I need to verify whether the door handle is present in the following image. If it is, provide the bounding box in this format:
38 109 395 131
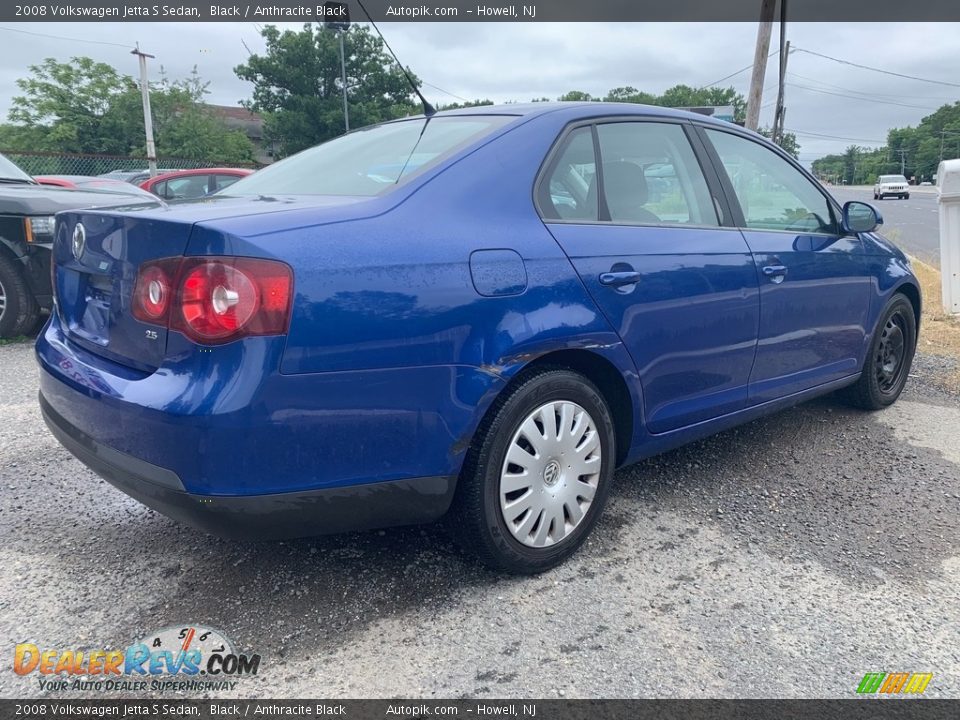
599 271 642 287
762 265 788 284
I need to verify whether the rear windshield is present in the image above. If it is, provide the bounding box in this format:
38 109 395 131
223 116 513 197
880 175 907 183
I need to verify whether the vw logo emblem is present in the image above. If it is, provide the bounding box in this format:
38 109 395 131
71 223 86 261
542 460 561 487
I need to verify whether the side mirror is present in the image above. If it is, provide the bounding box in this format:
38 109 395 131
841 201 882 234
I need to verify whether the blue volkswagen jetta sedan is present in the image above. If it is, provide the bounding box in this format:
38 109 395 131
37 103 920 573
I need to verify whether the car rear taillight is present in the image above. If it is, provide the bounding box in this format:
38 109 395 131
133 257 293 345
133 260 178 322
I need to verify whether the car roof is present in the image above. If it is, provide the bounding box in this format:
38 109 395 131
419 101 740 128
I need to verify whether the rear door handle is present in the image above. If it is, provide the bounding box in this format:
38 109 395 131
762 265 788 283
599 271 642 287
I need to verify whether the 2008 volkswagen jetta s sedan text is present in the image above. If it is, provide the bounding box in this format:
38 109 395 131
37 103 920 574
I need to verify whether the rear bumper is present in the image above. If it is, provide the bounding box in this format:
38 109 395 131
40 392 455 540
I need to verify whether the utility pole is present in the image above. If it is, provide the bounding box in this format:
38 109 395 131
131 45 157 178
323 4 352 134
772 34 790 145
338 30 349 132
745 0 776 131
897 149 907 175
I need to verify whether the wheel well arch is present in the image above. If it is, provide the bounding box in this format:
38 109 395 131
510 348 635 467
894 281 922 335
0 235 23 263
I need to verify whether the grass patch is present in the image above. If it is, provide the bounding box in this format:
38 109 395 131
0 335 31 346
911 257 960 392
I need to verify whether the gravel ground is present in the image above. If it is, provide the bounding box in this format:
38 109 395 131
1 338 958 699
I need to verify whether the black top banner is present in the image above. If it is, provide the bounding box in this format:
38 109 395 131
3 0 960 22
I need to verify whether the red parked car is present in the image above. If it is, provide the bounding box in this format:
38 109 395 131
139 167 254 200
34 175 156 199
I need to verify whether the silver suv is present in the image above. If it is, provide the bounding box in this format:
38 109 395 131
874 174 910 200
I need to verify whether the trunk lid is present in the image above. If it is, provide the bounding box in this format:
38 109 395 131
52 195 382 371
53 210 195 372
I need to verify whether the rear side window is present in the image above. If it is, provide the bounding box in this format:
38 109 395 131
222 116 513 197
596 122 718 226
705 129 836 234
538 121 718 227
539 127 598 221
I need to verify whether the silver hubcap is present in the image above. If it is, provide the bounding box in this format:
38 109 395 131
499 401 602 548
0 277 6 318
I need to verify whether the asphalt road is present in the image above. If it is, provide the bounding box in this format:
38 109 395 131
828 186 942 266
1 339 958 699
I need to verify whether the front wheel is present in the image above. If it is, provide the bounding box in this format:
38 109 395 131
904 194 910 200
450 367 616 574
0 253 40 339
841 294 917 410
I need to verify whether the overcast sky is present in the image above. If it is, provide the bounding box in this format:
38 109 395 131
0 21 958 165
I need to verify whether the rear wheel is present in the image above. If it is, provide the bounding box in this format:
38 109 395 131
904 193 910 200
0 253 40 339
841 294 916 410
450 367 616 574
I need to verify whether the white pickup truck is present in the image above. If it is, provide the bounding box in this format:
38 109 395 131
873 174 910 200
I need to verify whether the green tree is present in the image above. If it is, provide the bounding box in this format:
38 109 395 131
812 101 960 184
109 68 255 163
758 127 800 159
438 99 495 110
603 86 658 105
8 56 140 154
235 23 419 157
657 85 746 122
5 57 255 163
558 90 595 102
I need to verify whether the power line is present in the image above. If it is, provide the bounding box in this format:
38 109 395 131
785 127 887 144
793 47 960 89
787 82 941 111
786 70 958 103
702 50 780 89
0 25 133 49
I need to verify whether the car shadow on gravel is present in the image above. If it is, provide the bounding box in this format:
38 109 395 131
612 387 960 588
19 382 960 663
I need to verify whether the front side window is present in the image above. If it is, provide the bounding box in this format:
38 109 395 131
222 116 512 198
705 129 836 234
164 175 211 200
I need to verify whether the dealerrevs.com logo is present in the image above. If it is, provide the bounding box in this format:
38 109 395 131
13 625 261 693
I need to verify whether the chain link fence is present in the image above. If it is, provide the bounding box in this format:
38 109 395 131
3 150 258 178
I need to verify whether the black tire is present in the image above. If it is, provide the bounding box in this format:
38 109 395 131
904 194 910 200
841 294 917 410
450 366 616 574
873 192 878 200
0 252 40 340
